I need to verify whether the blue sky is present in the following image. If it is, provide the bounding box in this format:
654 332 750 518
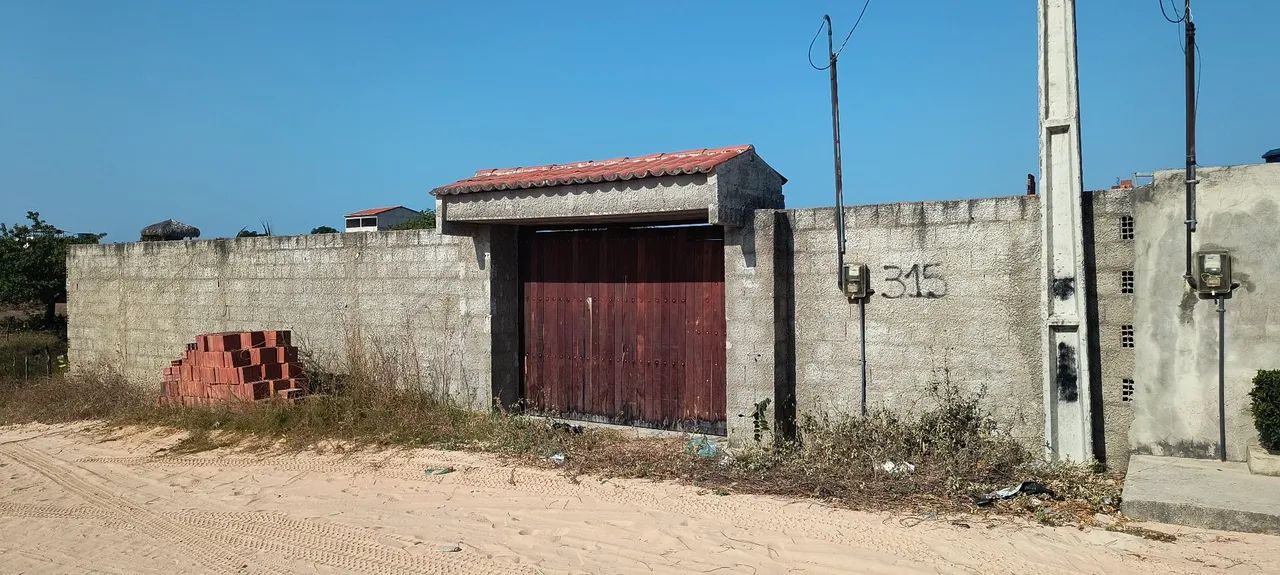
1 1 1276 241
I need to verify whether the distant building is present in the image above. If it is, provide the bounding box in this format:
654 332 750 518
344 206 419 232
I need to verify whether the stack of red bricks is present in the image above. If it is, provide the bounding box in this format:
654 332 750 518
161 330 308 407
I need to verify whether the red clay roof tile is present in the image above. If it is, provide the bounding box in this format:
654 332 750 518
431 145 754 196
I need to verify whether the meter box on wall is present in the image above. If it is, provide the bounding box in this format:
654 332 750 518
842 263 869 300
1195 250 1234 299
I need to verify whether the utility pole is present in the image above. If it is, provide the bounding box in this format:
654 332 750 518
825 14 847 290
1037 0 1094 462
817 12 869 416
1184 0 1198 286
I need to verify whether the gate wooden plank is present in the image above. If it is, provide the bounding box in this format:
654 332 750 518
686 233 706 420
623 233 638 421
711 249 726 422
665 229 681 426
636 233 651 423
522 240 537 407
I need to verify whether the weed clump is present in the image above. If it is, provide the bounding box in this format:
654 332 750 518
0 367 146 423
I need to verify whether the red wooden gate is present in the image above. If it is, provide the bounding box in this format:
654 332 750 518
520 226 726 434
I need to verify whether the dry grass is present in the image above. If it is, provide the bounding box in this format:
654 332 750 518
0 368 146 423
0 333 1130 531
0 331 65 378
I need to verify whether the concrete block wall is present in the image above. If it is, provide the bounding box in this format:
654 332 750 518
712 150 786 226
67 228 502 409
1083 188 1137 470
1131 164 1280 461
727 196 1046 447
723 211 787 443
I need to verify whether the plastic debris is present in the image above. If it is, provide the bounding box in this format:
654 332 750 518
686 437 720 458
548 453 567 465
424 467 455 476
879 460 916 474
435 544 462 553
551 422 584 434
972 481 1056 506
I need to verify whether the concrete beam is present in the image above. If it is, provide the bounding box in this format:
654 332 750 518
1038 0 1094 461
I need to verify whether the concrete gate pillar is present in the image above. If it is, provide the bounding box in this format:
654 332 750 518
1037 0 1094 461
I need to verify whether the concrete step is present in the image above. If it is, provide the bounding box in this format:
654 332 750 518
1122 454 1280 535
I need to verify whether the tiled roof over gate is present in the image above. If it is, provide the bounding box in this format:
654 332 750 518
431 145 754 196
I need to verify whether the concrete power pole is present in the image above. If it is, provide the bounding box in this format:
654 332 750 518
1037 0 1093 461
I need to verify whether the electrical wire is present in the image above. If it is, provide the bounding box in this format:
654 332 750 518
807 19 831 70
1161 1 1202 116
1160 0 1186 24
1195 41 1202 116
807 0 872 71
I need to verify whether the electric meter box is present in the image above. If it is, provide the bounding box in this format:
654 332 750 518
842 263 870 300
1195 249 1233 299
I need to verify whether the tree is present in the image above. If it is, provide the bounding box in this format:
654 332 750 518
236 221 272 238
310 225 339 234
0 212 104 328
389 209 437 231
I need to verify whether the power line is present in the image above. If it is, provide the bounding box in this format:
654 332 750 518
833 0 872 59
806 0 872 71
1195 41 1202 116
807 19 831 70
1158 2 1202 116
1160 0 1186 24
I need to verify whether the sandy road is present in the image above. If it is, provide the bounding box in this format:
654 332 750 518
0 423 1276 574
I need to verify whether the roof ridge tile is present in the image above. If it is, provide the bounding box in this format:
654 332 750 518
434 145 752 196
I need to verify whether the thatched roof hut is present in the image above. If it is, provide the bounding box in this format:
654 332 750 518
140 219 200 241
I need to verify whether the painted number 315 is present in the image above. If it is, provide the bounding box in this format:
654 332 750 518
881 264 947 299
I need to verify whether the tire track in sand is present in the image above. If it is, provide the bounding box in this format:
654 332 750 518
79 452 1037 574
1 444 272 575
8 445 529 575
0 502 527 574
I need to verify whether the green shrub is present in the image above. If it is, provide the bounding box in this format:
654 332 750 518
1250 370 1280 452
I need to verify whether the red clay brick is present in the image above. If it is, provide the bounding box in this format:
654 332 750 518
214 365 263 385
276 388 304 401
207 385 231 401
202 332 248 352
248 347 279 364
260 362 305 380
255 381 272 400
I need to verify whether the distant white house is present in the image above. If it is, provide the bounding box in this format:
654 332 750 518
343 206 420 232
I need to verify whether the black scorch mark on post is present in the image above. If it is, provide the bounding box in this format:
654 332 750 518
1055 342 1078 402
1052 277 1075 300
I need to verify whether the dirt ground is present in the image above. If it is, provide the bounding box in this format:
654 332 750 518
1 423 1277 574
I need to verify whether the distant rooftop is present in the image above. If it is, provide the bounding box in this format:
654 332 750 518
345 206 407 217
